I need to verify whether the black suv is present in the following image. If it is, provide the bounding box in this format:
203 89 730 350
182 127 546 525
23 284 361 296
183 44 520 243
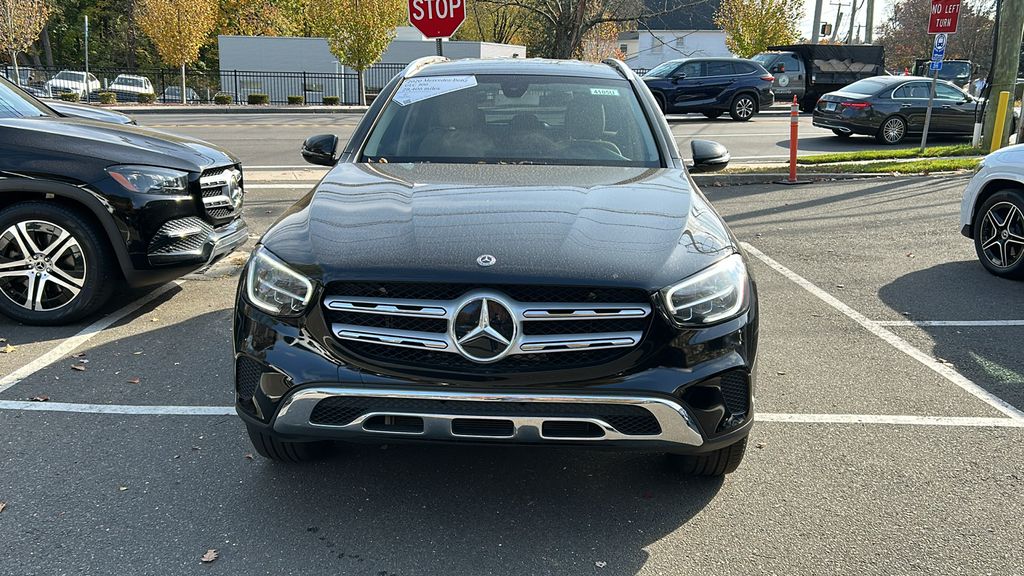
0 77 247 325
642 57 775 121
234 58 758 476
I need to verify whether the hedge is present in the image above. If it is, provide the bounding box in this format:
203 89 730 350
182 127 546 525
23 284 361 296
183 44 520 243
287 95 304 105
137 92 156 104
59 92 81 102
247 93 269 105
322 96 340 106
97 92 117 104
214 93 233 105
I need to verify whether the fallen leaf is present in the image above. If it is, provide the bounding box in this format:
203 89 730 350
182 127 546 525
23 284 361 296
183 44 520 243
71 364 86 371
595 561 607 568
29 395 49 402
71 352 85 358
836 284 845 289
244 453 254 460
776 371 786 376
756 442 766 449
150 318 160 323
132 351 143 355
127 377 140 384
0 501 6 513
0 343 16 354
118 486 128 492
201 549 219 563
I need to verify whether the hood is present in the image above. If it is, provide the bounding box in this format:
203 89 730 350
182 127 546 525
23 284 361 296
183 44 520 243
46 100 134 124
262 163 737 292
0 116 237 172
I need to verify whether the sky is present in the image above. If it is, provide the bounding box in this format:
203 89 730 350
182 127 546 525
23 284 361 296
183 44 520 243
799 0 896 40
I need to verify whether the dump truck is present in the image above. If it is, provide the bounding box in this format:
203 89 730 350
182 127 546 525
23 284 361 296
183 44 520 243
753 44 886 112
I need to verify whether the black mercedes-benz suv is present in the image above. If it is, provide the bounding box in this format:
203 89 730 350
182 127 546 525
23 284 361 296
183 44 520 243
234 58 758 476
0 76 247 325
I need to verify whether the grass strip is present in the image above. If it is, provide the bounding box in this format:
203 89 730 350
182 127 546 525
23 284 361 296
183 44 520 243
797 144 982 165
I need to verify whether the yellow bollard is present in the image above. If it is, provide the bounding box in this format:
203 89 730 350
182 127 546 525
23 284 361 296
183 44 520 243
990 90 1011 153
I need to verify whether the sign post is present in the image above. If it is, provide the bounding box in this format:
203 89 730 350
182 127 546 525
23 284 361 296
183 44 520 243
920 0 960 150
408 0 467 57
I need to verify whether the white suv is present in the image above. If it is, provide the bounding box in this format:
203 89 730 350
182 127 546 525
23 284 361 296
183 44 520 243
960 144 1024 278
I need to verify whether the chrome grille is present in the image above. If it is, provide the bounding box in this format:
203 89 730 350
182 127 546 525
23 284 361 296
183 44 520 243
323 284 652 372
200 166 244 221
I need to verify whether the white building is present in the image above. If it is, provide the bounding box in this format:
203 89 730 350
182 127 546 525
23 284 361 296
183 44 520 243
618 30 731 71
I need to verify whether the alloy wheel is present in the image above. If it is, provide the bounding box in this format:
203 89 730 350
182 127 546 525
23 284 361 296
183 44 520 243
735 97 755 119
979 202 1024 268
882 118 905 143
0 220 87 311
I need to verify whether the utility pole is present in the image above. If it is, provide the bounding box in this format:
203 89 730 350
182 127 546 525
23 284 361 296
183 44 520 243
848 0 860 44
982 0 1024 149
865 0 875 42
811 0 825 43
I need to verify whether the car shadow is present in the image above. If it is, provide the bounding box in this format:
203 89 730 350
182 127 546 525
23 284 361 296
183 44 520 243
239 442 724 575
777 134 972 152
878 260 1024 411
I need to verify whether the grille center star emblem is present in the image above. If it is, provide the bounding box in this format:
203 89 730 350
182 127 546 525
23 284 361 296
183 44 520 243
451 295 517 363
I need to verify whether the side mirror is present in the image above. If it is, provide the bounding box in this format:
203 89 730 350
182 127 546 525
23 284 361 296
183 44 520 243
671 73 686 83
689 140 730 173
301 134 339 166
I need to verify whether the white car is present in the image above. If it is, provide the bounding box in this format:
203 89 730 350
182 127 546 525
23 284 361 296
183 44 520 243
45 70 100 97
960 144 1024 278
107 74 153 99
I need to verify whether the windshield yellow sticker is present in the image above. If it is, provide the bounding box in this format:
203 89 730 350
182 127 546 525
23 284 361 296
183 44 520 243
589 88 620 96
393 76 478 106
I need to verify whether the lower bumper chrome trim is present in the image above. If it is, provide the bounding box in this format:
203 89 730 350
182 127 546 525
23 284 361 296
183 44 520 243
273 387 705 448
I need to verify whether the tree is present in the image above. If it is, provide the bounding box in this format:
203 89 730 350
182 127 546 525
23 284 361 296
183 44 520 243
455 1 528 45
0 0 50 85
220 0 295 37
478 0 706 59
713 0 802 58
307 0 405 105
578 21 627 61
135 0 218 102
877 0 995 75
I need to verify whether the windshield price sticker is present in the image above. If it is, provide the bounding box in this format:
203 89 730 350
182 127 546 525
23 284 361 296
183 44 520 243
393 76 478 106
590 88 620 96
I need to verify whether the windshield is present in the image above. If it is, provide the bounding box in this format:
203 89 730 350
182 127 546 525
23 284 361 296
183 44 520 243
362 74 661 168
0 76 51 118
643 61 680 78
55 71 85 82
751 54 774 66
841 78 888 96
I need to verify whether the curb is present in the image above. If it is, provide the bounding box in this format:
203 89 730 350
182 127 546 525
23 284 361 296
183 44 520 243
110 105 370 115
691 171 972 187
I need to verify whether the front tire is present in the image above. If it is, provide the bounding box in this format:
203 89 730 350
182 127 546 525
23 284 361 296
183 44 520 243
876 116 907 144
0 202 117 325
729 94 757 121
667 437 748 476
246 425 328 463
972 188 1024 278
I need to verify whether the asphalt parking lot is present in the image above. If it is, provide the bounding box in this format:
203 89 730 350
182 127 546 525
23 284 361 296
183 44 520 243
1 116 1022 575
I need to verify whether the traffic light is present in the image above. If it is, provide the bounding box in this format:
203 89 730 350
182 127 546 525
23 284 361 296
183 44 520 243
820 23 833 37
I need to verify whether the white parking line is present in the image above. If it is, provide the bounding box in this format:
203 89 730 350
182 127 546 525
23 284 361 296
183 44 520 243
0 281 184 394
247 165 314 170
741 242 1024 422
247 183 318 189
2 400 1022 428
875 320 1024 327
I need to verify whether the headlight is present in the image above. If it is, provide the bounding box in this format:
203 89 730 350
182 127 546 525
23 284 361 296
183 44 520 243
107 165 188 194
245 246 314 316
659 254 749 326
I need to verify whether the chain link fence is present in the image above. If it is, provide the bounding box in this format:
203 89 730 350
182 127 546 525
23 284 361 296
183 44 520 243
1 64 407 105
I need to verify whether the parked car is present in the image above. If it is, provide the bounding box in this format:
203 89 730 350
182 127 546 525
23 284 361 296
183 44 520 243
0 75 247 325
960 144 1024 278
161 85 201 104
44 70 101 97
754 44 886 112
234 57 757 477
45 99 136 125
913 59 972 88
813 76 1018 144
642 57 774 121
104 74 154 102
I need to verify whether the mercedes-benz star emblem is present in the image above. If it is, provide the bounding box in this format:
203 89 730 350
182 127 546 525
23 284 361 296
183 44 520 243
451 295 517 363
476 254 496 267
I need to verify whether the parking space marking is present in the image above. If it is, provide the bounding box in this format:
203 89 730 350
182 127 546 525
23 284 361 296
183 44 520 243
759 413 1024 427
875 320 1024 327
741 242 1024 422
0 281 184 394
3 400 1023 429
247 183 318 189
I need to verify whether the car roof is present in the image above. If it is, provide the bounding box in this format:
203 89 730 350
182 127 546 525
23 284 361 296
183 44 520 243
414 58 625 79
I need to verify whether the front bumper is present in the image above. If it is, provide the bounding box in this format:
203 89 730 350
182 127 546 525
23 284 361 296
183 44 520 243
273 387 707 450
148 216 248 266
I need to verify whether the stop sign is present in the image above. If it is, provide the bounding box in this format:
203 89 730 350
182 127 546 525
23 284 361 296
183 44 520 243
409 0 466 38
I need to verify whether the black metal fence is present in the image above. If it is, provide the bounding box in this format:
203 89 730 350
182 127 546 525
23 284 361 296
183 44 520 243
1 64 407 105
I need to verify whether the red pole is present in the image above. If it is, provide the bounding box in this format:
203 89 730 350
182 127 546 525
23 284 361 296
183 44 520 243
788 95 799 183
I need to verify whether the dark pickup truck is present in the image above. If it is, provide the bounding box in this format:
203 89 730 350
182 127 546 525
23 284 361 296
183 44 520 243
754 44 886 111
